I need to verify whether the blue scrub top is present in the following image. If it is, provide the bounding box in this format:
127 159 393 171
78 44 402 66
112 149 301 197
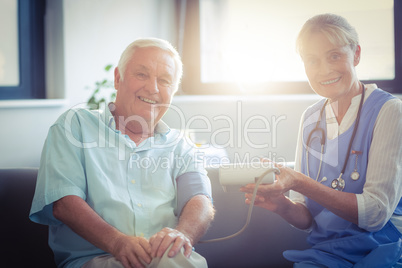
285 89 402 267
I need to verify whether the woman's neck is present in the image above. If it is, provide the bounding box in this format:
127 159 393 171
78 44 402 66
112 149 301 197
329 82 363 125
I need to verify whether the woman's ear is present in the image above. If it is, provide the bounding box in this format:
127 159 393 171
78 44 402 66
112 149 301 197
354 45 361 66
114 67 120 90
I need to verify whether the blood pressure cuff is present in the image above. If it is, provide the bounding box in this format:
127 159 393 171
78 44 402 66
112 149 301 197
176 171 212 216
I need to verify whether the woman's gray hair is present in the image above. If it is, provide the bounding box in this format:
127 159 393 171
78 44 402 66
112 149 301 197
296 13 359 55
117 38 183 92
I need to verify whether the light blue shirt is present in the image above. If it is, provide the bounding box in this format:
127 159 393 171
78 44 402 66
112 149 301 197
29 105 211 268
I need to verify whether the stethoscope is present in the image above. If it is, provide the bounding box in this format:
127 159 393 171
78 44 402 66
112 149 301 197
305 82 365 191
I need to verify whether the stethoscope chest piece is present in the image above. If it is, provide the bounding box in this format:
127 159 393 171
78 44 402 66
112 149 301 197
331 174 345 191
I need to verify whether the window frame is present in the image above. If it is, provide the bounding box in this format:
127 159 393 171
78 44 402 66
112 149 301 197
181 0 402 95
0 0 46 100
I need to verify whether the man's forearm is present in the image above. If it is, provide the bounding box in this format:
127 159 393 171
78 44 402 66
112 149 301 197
175 195 215 245
53 195 123 253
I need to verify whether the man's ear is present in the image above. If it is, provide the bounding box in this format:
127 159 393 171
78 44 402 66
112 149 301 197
114 67 120 90
354 45 361 66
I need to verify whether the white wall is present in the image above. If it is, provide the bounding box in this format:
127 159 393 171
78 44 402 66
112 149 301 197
163 95 321 164
62 0 177 107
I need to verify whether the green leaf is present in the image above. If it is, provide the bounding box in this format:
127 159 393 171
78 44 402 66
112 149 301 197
105 64 113 71
88 97 96 105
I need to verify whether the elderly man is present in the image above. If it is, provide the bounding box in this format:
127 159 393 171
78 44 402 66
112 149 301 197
30 38 215 268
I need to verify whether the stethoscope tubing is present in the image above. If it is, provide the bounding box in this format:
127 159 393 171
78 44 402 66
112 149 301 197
305 83 365 188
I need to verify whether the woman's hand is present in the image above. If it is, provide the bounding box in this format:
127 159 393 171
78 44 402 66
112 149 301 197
240 160 302 214
240 162 314 229
242 189 289 213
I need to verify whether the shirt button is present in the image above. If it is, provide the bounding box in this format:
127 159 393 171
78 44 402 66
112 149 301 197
131 179 136 184
137 203 142 207
139 233 144 237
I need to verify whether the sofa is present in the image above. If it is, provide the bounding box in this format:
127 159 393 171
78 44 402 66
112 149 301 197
0 167 309 268
0 168 56 268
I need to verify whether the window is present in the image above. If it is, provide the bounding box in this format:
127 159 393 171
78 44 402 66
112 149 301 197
181 0 401 95
0 0 46 99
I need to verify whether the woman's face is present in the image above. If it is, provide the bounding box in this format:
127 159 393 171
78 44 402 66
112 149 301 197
301 32 361 101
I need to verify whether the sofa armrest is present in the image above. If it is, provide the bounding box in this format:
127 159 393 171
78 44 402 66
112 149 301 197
0 168 56 267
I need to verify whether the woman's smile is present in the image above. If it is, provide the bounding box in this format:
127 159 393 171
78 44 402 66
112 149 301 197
320 77 341 85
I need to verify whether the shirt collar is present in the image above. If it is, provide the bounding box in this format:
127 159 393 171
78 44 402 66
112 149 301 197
103 102 171 136
324 83 377 138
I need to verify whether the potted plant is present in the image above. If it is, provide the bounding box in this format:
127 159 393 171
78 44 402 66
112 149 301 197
86 64 116 109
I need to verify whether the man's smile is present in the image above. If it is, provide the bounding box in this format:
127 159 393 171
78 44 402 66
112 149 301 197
139 96 157 104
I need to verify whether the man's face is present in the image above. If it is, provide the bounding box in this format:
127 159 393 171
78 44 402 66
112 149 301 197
114 47 177 127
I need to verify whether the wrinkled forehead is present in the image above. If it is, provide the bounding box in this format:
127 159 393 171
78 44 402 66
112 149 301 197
130 47 176 75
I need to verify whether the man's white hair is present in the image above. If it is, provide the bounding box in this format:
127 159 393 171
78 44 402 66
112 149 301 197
117 38 183 92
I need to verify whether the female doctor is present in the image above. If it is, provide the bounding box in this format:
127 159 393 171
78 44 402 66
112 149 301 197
241 13 402 267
